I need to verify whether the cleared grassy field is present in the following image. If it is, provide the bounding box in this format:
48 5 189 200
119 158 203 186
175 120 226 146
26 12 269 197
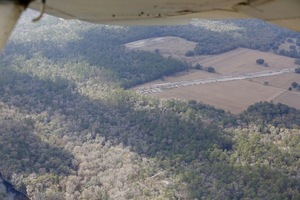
273 91 300 110
128 36 299 112
198 48 296 75
125 36 214 66
125 36 197 60
251 73 300 90
154 80 285 114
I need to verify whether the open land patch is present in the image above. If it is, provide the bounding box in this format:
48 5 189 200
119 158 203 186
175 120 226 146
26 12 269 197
198 48 296 75
125 36 197 60
273 91 300 110
125 36 213 65
127 37 299 113
154 80 285 114
251 73 300 90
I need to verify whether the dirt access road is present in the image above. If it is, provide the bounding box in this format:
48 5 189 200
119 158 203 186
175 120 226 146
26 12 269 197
135 68 295 94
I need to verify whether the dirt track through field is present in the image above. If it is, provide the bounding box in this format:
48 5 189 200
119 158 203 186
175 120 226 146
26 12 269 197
135 68 295 94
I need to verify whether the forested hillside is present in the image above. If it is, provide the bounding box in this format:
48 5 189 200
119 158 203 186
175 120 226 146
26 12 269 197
0 10 299 199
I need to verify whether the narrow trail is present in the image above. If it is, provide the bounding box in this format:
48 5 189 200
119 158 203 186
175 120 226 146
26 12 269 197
269 90 287 102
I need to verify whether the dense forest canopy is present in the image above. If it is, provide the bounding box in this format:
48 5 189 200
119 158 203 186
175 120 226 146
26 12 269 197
0 10 299 199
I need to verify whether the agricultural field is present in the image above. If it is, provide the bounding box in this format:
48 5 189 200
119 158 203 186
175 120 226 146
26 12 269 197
125 36 214 66
127 37 300 113
154 80 285 114
125 36 197 60
198 48 296 75
273 91 300 110
251 73 300 90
